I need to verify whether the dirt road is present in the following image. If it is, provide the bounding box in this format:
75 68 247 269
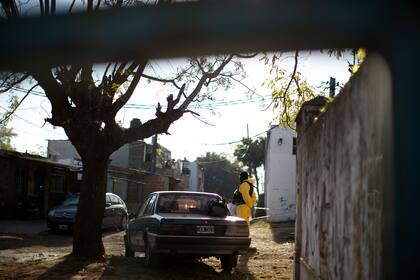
0 220 294 279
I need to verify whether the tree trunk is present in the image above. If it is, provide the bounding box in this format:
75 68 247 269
72 153 109 258
253 167 260 195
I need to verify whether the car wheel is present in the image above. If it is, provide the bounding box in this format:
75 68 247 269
220 254 238 271
119 215 128 231
124 235 135 257
144 238 159 267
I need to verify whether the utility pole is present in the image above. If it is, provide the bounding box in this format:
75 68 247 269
151 134 158 173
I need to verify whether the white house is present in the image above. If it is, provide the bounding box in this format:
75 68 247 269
264 126 297 222
181 160 204 192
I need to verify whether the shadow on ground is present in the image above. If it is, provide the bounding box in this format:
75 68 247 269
106 255 257 280
36 255 103 280
4 254 257 280
270 221 295 244
0 227 122 251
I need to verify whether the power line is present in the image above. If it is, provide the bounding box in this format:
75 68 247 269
201 130 267 146
6 86 271 109
0 106 65 136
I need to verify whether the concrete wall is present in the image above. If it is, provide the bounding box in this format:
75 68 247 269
265 126 297 222
295 54 393 280
182 161 204 192
47 140 130 168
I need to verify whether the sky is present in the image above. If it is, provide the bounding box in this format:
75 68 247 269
0 51 352 162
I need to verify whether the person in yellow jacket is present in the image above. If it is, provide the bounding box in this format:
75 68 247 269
236 171 257 225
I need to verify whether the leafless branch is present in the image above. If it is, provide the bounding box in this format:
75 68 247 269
101 63 112 86
141 73 181 89
110 59 147 116
179 54 234 111
68 0 76 13
0 73 29 93
0 83 38 124
95 0 102 11
191 113 215 126
220 74 262 97
30 68 71 126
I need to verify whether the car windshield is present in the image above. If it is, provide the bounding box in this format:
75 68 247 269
157 193 218 215
62 195 79 206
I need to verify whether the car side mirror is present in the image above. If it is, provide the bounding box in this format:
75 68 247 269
128 213 135 220
105 202 112 208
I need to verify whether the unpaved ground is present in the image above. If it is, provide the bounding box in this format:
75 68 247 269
0 220 294 279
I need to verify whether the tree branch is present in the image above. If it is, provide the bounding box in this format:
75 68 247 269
68 0 76 14
0 73 29 93
179 54 233 111
141 73 181 89
0 83 38 124
0 0 19 19
122 108 184 145
110 59 147 116
30 68 71 126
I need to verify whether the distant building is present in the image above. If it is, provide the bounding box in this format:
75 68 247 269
264 126 297 222
0 149 81 218
180 160 204 192
47 124 182 213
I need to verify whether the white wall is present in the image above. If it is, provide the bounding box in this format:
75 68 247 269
264 127 296 222
183 161 204 192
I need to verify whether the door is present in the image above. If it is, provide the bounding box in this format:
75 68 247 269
103 194 113 228
109 194 121 227
130 194 157 251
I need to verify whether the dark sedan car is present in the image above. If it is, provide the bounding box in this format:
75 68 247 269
124 191 251 271
47 192 128 231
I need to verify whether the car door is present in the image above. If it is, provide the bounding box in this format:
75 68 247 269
109 195 121 227
103 194 113 228
130 194 157 251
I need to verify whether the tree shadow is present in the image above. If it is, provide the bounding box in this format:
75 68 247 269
0 228 123 251
0 231 73 250
103 255 256 279
36 254 100 280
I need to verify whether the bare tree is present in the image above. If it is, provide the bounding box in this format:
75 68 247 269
0 0 247 258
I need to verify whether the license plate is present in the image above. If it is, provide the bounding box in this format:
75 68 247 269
196 225 215 234
58 225 69 230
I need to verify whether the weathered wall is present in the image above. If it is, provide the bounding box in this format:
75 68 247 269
295 54 393 280
265 126 297 222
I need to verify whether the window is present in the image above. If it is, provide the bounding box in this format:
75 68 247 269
156 193 218 215
144 194 157 216
137 195 152 217
110 195 119 205
292 137 297 155
50 175 65 193
112 180 127 200
145 153 152 162
15 168 28 195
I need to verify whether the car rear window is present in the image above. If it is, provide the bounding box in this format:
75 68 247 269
62 195 79 206
157 193 219 214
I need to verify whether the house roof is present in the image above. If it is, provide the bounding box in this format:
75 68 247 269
0 149 82 171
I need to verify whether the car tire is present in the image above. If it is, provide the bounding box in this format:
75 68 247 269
220 254 238 271
124 235 135 257
119 215 128 231
144 238 159 267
